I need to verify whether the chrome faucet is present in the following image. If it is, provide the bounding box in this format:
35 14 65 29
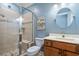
62 35 65 38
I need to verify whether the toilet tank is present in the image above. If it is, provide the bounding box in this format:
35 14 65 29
35 38 44 47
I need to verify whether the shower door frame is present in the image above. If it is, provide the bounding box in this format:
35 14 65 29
18 7 37 55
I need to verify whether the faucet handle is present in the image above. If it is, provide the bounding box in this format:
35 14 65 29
62 35 65 38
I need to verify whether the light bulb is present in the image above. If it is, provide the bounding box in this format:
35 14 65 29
54 4 58 8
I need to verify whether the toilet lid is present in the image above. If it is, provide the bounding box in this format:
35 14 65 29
27 46 40 53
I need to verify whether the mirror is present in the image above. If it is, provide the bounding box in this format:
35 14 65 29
56 8 75 28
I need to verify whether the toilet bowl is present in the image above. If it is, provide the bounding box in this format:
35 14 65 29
27 38 44 56
27 46 40 56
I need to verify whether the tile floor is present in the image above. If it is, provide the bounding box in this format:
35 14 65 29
20 51 44 56
38 51 44 56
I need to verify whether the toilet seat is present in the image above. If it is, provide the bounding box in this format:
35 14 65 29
27 46 40 53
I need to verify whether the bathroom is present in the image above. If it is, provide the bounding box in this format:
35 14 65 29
0 3 79 56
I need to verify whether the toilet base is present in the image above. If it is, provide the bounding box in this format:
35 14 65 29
27 46 40 56
27 51 40 56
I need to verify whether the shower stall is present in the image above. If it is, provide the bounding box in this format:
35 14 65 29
0 3 36 56
0 7 20 55
19 11 34 55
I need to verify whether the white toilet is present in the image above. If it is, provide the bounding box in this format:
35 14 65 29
27 38 44 56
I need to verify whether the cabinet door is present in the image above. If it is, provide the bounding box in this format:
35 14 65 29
53 41 76 52
44 47 61 56
63 51 79 56
44 40 52 47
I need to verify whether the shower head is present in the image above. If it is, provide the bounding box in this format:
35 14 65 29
0 14 5 17
0 14 7 20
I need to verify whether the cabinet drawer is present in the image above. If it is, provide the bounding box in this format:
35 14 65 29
63 51 79 56
44 40 52 47
53 41 76 52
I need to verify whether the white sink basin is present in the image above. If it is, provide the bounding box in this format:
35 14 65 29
44 34 79 44
55 37 74 41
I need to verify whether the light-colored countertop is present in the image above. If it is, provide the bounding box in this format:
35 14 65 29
44 36 79 44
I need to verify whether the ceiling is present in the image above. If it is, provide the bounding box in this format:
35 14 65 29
0 3 33 20
15 3 33 8
0 3 60 20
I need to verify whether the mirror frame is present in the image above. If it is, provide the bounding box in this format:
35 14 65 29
56 8 75 28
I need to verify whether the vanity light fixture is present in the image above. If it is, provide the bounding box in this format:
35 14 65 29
53 4 58 8
61 3 66 7
53 4 59 11
61 3 66 6
69 3 74 6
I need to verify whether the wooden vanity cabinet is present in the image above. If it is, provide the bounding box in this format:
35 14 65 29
44 40 62 56
44 39 79 56
53 41 76 52
63 51 79 56
44 40 52 47
44 47 62 56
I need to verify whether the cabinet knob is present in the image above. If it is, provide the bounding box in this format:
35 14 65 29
58 51 61 55
76 45 79 52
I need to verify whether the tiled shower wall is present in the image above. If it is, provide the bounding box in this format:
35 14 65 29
0 3 20 56
22 12 33 42
0 19 19 55
20 12 33 54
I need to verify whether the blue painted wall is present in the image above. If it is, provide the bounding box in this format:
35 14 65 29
26 3 79 38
